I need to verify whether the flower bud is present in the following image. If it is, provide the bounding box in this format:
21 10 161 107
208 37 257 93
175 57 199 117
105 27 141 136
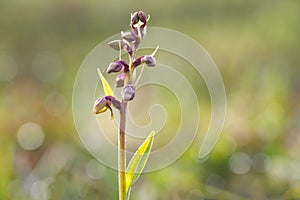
108 40 125 50
121 31 136 42
142 55 156 67
108 39 133 57
116 73 125 87
107 62 123 73
93 96 121 119
121 85 135 101
106 60 129 74
130 11 147 30
93 97 111 114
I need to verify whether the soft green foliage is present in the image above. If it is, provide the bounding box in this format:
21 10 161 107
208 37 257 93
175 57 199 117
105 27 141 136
125 131 155 198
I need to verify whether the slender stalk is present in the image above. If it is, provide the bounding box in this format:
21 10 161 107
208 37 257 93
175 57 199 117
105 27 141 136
94 11 154 200
118 37 133 200
118 100 127 200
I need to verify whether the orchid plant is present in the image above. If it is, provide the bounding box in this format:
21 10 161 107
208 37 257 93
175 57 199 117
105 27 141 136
93 11 158 200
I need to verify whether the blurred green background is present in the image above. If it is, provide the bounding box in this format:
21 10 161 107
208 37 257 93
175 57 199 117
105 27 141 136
1 0 300 199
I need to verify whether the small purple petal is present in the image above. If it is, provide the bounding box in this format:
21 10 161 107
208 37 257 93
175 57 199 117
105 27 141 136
93 97 108 114
138 11 147 24
116 73 125 87
107 62 123 73
130 12 139 28
142 55 156 67
121 31 136 42
108 40 125 50
121 85 135 101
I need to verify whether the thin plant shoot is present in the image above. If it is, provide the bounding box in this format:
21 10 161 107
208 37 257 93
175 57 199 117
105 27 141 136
93 11 158 200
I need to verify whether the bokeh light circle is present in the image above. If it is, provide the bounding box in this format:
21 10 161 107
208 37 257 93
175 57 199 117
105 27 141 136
0 55 18 82
17 122 45 150
229 152 251 174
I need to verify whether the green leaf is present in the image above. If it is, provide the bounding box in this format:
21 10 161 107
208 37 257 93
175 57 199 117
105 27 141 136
125 131 155 194
97 68 114 96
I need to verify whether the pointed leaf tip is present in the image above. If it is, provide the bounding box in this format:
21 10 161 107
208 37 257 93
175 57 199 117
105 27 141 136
150 45 159 57
97 68 114 97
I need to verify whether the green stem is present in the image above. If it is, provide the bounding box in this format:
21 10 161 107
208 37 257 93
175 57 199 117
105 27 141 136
119 44 133 200
118 100 127 200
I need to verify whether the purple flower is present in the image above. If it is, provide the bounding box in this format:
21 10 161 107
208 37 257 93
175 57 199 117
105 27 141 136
116 73 126 88
106 60 129 74
121 85 135 101
130 11 148 39
93 96 111 114
107 62 123 73
93 96 121 119
133 55 156 68
121 31 137 42
108 40 126 50
142 55 156 67
130 11 147 29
